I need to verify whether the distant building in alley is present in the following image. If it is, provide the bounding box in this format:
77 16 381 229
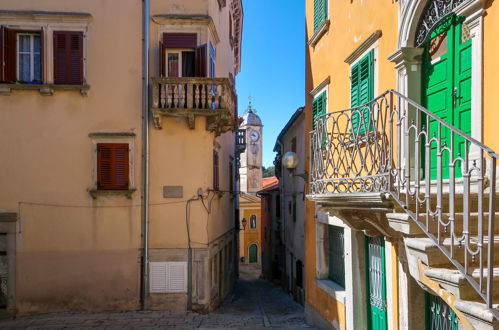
258 176 282 282
238 104 264 267
0 0 243 315
274 107 306 305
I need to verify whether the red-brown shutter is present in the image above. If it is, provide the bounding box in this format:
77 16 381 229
97 143 129 190
0 26 16 83
213 150 219 191
163 33 197 49
195 44 207 77
159 40 166 77
53 31 83 85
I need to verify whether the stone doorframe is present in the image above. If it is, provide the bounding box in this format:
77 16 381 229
389 0 486 171
0 212 17 313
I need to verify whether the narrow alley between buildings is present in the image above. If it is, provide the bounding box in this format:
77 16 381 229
0 265 314 329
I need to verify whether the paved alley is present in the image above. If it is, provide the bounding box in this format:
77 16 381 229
0 265 314 329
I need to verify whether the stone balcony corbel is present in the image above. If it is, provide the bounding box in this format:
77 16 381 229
309 192 400 238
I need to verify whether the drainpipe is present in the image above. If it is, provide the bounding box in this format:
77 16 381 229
140 0 150 311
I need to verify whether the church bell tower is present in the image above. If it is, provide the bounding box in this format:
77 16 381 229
239 101 263 194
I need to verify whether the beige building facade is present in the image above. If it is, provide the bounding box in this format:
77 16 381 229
0 0 242 315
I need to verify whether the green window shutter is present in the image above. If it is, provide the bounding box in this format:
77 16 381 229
314 0 328 32
312 91 326 129
350 50 374 135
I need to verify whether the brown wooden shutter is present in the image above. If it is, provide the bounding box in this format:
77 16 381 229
97 143 129 190
195 44 207 77
0 26 16 83
213 150 219 191
53 31 83 85
159 40 166 77
163 33 197 49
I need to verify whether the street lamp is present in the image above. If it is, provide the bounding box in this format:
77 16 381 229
241 218 247 230
282 151 308 181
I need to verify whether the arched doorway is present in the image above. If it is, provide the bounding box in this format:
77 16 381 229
420 11 472 179
248 243 258 263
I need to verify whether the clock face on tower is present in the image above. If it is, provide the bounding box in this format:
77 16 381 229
249 130 260 142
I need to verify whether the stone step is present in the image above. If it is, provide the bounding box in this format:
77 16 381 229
424 267 499 301
454 300 499 330
387 212 499 238
404 236 499 269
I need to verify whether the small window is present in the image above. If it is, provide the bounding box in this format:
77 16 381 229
0 27 42 83
328 225 345 287
296 260 303 288
249 214 257 230
17 32 41 83
213 150 219 191
97 143 129 190
292 196 297 222
291 137 297 153
160 33 206 78
276 195 281 219
313 0 328 32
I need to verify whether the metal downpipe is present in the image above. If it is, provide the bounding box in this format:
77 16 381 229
140 0 150 311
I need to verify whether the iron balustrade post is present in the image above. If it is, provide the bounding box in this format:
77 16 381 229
486 157 496 308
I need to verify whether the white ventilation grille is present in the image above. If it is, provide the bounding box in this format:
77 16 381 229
149 262 187 293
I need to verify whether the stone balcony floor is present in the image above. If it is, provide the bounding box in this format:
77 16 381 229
0 265 314 329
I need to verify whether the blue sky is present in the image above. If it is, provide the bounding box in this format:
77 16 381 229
236 0 305 168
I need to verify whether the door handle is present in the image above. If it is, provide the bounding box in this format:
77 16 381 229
451 87 458 108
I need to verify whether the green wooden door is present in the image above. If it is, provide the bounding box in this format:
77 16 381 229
366 236 388 330
422 15 471 179
249 244 258 263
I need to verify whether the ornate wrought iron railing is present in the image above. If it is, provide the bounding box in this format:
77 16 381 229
151 77 236 114
310 90 499 311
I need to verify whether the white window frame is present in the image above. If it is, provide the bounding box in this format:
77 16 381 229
165 49 195 78
16 32 41 83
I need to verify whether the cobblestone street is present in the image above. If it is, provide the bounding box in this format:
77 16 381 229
0 265 314 329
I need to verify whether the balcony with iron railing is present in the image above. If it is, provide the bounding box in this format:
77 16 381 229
151 77 237 135
308 90 499 321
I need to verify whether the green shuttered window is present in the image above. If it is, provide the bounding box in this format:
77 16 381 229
313 0 328 32
312 91 327 130
328 225 345 288
350 50 374 135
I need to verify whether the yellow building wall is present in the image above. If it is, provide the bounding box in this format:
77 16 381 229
305 0 499 328
483 1 499 154
0 0 239 314
304 0 399 328
239 204 261 263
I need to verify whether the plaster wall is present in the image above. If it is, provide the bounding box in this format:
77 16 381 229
482 1 499 153
0 0 240 314
305 0 398 328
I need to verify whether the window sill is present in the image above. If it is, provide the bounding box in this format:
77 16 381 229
308 19 330 47
89 189 136 199
0 83 90 97
316 279 346 304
